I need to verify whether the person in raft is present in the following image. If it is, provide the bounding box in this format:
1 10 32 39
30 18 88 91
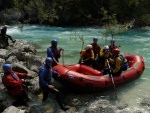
90 37 101 59
98 45 112 69
108 39 119 55
39 57 69 111
2 64 32 106
104 48 123 76
47 39 64 67
78 45 94 66
0 25 16 46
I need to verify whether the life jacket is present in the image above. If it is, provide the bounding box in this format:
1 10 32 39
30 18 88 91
50 47 60 58
112 55 122 71
83 50 92 59
119 55 128 71
47 47 60 62
2 73 19 90
91 43 101 55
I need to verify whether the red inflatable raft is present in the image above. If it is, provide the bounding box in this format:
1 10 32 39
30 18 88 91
53 54 145 91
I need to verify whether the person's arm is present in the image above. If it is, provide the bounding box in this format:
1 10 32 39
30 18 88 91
52 57 59 65
100 49 104 57
52 70 60 79
12 71 27 79
91 50 94 60
78 50 85 63
47 47 53 57
39 68 49 87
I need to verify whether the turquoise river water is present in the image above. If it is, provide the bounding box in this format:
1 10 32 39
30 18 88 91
4 24 150 112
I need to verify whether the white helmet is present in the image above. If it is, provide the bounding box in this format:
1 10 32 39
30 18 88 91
104 45 109 50
86 45 92 49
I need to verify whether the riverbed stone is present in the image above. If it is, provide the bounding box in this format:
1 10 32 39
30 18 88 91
0 49 7 59
2 106 25 113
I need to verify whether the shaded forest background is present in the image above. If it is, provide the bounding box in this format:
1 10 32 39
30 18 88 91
0 0 150 27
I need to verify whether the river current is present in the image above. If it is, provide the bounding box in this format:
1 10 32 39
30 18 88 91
4 24 150 112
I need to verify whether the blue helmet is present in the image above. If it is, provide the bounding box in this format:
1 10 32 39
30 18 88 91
3 64 12 70
111 39 115 43
45 57 53 63
51 39 57 44
93 37 98 41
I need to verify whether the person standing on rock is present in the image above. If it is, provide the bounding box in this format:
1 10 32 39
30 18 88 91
0 25 16 46
47 39 63 66
2 64 32 106
39 57 69 111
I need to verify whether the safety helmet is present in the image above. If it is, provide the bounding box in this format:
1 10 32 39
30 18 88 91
113 48 120 55
86 45 92 49
93 37 98 41
4 25 7 28
51 39 57 44
110 39 115 43
3 64 12 70
45 57 53 63
3 25 7 29
104 45 109 50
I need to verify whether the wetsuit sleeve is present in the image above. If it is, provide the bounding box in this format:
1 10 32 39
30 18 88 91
13 71 27 78
39 68 49 87
80 50 85 60
100 50 104 57
52 70 59 78
47 47 54 57
113 57 122 73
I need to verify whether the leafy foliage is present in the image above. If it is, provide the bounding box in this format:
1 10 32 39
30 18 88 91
0 0 149 26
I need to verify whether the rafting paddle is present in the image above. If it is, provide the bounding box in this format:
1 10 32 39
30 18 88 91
62 49 64 66
106 59 117 98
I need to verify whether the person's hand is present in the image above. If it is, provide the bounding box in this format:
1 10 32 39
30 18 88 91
57 73 60 78
21 79 25 82
60 48 64 52
48 85 54 89
78 60 81 64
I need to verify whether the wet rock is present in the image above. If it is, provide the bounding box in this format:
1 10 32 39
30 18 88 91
5 56 19 64
141 97 150 107
83 99 116 113
12 63 38 77
0 49 7 59
116 103 128 110
0 58 5 69
2 106 25 113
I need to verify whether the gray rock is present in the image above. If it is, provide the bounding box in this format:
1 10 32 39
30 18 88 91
0 58 5 70
12 63 38 78
5 56 19 64
0 92 7 101
2 106 25 113
0 49 7 59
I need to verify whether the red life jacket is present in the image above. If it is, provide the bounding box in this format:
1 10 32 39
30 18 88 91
91 43 101 54
2 71 26 96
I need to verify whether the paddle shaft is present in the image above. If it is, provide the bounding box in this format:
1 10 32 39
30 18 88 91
106 59 117 98
62 50 64 66
80 41 84 53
